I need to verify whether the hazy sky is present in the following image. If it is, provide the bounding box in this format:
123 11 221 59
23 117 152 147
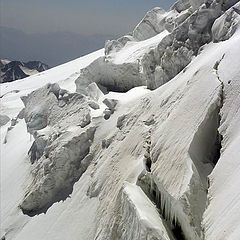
1 0 175 35
1 0 176 66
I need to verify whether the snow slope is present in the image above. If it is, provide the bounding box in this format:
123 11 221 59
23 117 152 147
0 49 104 240
203 27 240 240
1 1 240 240
109 30 169 64
0 49 104 118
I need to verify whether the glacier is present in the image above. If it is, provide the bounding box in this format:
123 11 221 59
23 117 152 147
1 0 240 240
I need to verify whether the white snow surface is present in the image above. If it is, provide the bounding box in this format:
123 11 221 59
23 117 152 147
1 2 240 240
0 49 104 118
203 27 240 240
109 30 169 64
19 66 40 76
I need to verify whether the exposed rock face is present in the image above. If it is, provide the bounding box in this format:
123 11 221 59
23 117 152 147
0 60 49 83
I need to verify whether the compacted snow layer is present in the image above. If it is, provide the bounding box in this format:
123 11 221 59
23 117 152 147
203 26 240 240
109 30 169 64
1 1 240 240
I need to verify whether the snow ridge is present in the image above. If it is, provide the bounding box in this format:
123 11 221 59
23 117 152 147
1 1 240 240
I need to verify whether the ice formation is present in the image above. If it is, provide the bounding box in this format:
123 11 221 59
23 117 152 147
1 0 240 240
19 83 97 215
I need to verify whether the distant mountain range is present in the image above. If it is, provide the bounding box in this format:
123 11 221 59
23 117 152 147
0 26 115 67
0 59 49 83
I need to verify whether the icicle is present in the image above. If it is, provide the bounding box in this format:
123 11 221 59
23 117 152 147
156 187 160 208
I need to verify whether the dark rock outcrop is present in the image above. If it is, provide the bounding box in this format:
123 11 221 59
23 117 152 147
0 59 49 83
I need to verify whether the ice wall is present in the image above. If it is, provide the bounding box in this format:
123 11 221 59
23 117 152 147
20 84 97 215
76 0 240 94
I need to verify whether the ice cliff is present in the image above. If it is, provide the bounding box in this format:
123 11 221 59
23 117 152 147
1 0 240 240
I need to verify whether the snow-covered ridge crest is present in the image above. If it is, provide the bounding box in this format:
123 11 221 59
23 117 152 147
1 1 240 240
